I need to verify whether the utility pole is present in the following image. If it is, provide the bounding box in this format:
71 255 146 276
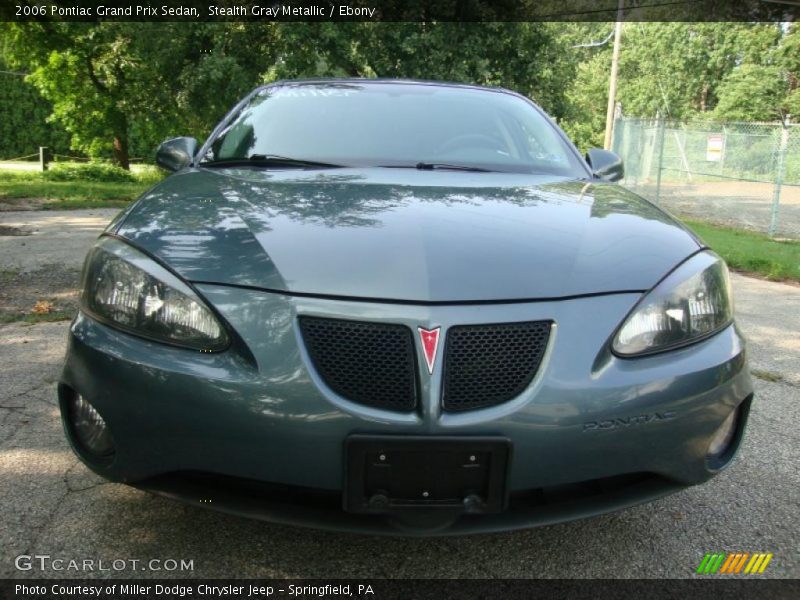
603 0 624 150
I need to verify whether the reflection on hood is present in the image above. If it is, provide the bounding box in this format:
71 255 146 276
116 168 699 302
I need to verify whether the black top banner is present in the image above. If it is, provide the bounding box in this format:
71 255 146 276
2 0 799 22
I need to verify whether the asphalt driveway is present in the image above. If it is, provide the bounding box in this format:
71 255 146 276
0 209 798 579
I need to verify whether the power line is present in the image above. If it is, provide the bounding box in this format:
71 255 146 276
572 30 615 49
532 0 710 20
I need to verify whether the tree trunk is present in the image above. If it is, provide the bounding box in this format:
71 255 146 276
111 118 129 171
700 82 710 112
112 135 129 170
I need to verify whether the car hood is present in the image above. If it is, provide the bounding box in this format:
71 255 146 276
115 168 700 302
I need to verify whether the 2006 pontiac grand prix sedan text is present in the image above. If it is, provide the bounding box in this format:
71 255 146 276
59 80 752 535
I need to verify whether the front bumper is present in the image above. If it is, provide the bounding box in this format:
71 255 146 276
59 286 753 534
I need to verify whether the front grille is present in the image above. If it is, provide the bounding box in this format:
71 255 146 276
299 317 417 411
442 320 552 412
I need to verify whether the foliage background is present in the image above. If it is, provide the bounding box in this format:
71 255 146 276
0 56 70 159
1 22 798 166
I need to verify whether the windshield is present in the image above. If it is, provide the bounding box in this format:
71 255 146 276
202 82 586 177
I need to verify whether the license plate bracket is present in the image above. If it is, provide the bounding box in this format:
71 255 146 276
344 435 511 514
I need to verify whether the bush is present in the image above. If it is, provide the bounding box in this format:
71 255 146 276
45 162 136 183
133 164 167 185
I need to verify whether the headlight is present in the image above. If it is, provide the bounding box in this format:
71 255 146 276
613 251 733 356
82 238 228 350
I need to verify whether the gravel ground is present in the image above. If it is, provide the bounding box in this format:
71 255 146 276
626 180 800 239
0 209 798 579
0 210 117 323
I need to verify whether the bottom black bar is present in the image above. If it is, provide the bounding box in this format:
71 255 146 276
1 579 799 600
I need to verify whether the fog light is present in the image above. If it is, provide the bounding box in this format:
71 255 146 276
707 409 738 457
69 394 115 457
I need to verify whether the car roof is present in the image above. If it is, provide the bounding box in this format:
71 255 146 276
262 78 519 98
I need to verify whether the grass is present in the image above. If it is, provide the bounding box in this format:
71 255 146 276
0 162 161 209
684 220 800 282
0 268 18 282
0 180 147 208
0 311 74 324
751 369 784 383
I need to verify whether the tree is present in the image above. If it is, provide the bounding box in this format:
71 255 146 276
775 22 800 119
5 24 134 167
268 22 563 115
4 20 792 167
712 23 799 123
3 22 562 166
0 43 70 159
713 64 788 122
2 23 255 168
556 22 784 150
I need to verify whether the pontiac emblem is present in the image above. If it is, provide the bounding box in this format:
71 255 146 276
418 327 441 374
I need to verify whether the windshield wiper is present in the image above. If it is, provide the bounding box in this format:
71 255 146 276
416 162 493 172
201 154 344 169
381 162 493 173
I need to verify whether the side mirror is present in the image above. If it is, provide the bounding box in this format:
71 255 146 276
156 137 198 172
586 148 624 182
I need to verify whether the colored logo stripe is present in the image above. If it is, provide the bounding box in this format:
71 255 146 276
720 553 748 574
697 552 773 574
719 553 737 573
697 553 725 574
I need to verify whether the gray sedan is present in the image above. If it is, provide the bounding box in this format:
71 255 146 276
58 79 752 535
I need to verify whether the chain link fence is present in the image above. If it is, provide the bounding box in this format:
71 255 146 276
612 117 800 239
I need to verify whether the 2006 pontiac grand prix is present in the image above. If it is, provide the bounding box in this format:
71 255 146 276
59 79 752 535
